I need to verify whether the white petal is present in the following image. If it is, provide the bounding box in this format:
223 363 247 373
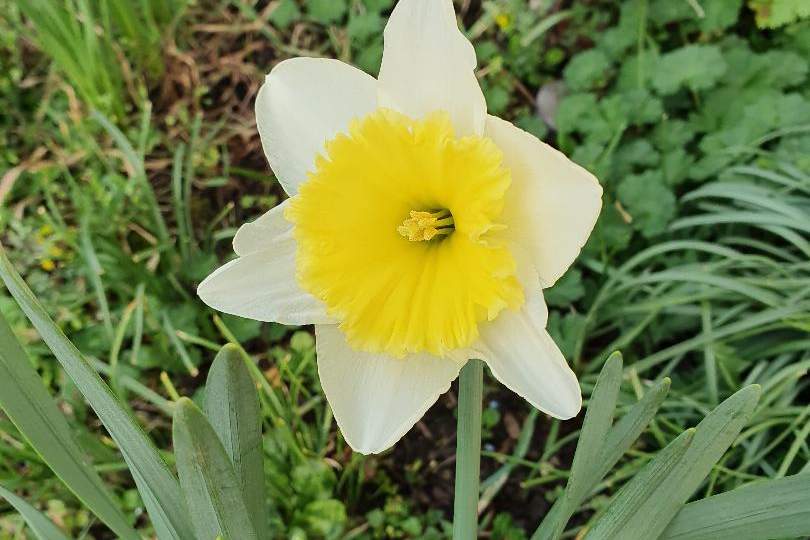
476 290 582 419
486 115 602 288
315 324 467 454
198 223 331 325
255 57 378 195
232 199 292 256
378 0 486 135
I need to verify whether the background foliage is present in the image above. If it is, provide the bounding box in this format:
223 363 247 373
0 0 808 538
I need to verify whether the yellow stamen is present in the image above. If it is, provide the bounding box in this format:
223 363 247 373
397 209 454 242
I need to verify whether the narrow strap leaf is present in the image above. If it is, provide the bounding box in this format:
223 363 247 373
0 245 195 540
567 352 623 502
0 484 71 540
532 351 623 540
532 375 670 540
596 377 671 480
204 345 267 539
0 314 138 540
660 474 810 540
584 429 696 539
587 385 761 540
174 398 259 540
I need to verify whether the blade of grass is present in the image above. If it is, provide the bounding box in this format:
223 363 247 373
171 144 190 260
478 408 538 514
79 223 114 342
91 110 170 245
183 113 201 253
161 311 199 377
632 304 809 374
0 484 72 540
701 300 719 406
89 357 173 415
131 283 145 366
776 417 810 477
0 313 138 540
0 244 195 540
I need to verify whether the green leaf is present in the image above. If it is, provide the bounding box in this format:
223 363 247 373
568 353 623 500
306 0 347 24
584 429 696 539
533 353 623 540
515 113 548 141
546 313 587 360
173 398 258 540
603 90 664 127
596 377 672 483
347 11 383 42
584 203 633 255
362 0 394 12
354 36 384 75
652 45 727 95
699 0 744 32
482 80 511 115
649 0 693 25
660 149 694 186
613 140 660 179
596 2 641 59
555 93 600 138
301 499 348 537
651 0 741 32
588 385 761 540
693 91 810 179
204 345 266 539
749 0 810 28
617 171 677 237
544 269 585 307
532 374 670 540
268 0 301 29
0 485 71 540
652 119 696 151
563 49 612 91
0 245 195 540
0 314 138 540
660 474 810 540
719 43 808 91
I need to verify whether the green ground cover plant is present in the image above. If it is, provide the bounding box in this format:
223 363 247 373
0 0 808 538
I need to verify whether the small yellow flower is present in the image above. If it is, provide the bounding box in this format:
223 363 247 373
41 259 55 272
495 12 511 31
35 224 53 243
199 0 602 454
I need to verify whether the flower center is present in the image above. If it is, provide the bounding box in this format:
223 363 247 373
398 209 455 242
286 108 524 357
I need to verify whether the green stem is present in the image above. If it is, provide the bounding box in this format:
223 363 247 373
453 359 484 539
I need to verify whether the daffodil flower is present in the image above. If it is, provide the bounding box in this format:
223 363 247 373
198 0 602 454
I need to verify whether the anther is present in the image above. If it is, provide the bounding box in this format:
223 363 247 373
398 209 454 242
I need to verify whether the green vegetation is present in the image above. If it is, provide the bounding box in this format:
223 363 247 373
1 0 808 538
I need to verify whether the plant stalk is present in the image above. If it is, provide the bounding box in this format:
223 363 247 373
453 359 484 539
